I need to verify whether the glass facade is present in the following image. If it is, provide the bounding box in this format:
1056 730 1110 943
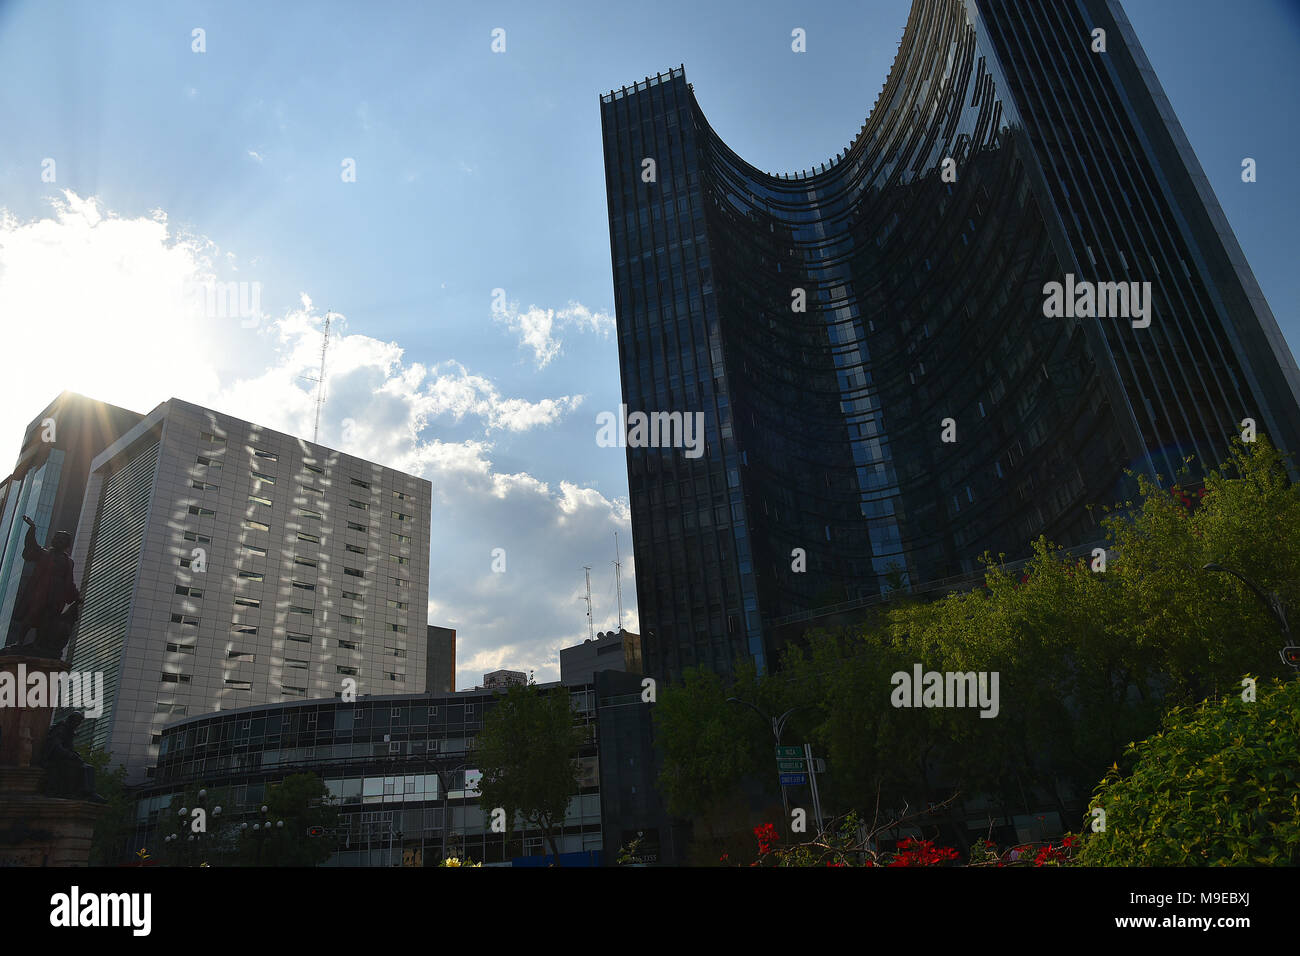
600 0 1300 684
132 685 616 866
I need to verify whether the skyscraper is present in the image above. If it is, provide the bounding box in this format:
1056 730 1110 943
599 1 1300 683
0 392 143 648
64 398 432 782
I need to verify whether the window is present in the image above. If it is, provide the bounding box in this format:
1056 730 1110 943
244 519 271 532
252 449 278 461
175 585 204 597
289 606 314 617
225 679 252 690
242 544 267 556
303 463 325 475
191 480 219 491
338 639 358 650
293 581 316 592
391 532 411 544
161 673 192 684
238 571 264 582
347 521 367 532
300 485 324 497
197 456 222 470
287 631 312 644
349 499 369 511
342 590 363 602
344 567 364 578
391 511 411 521
248 494 273 507
232 624 259 635
169 614 199 626
200 431 226 443
227 650 256 662
294 556 318 568
188 506 216 517
182 530 211 544
345 544 366 555
234 597 261 608
390 555 409 565
285 658 308 669
165 642 195 654
340 614 363 625
392 490 412 501
282 686 307 697
388 623 408 634
350 478 371 489
336 665 358 675
386 599 408 610
251 471 277 484
386 673 404 682
298 509 323 521
385 646 407 658
297 532 320 544
391 577 408 588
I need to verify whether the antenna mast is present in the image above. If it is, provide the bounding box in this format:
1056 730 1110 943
583 566 594 642
312 311 332 443
613 531 623 632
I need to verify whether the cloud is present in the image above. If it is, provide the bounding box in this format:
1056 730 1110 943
247 150 264 163
0 191 636 688
493 299 616 369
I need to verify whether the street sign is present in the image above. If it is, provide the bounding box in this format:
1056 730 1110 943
775 746 802 758
776 759 805 771
779 773 807 786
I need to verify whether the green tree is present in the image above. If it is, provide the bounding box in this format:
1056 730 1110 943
474 682 584 864
259 772 339 866
79 746 133 865
1078 677 1300 866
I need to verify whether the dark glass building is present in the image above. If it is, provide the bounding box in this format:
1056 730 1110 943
599 1 1300 683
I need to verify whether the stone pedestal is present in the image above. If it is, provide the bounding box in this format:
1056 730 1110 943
0 655 105 866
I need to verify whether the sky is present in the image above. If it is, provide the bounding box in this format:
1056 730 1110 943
1 0 1296 689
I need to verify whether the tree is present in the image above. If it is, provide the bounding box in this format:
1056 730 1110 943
1078 678 1300 866
79 746 133 865
652 663 767 855
260 772 339 866
474 682 584 865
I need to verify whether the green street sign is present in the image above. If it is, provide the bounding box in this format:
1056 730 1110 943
775 746 802 758
776 759 805 771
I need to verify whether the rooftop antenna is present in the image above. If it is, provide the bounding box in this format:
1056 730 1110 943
613 532 623 633
583 566 594 642
310 311 333 443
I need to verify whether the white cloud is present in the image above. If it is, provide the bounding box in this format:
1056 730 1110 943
0 191 636 688
247 150 264 163
493 299 616 369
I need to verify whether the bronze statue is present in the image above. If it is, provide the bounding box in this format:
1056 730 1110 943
4 515 81 659
42 713 104 801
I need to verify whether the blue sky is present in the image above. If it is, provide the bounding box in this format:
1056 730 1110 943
1 0 1296 687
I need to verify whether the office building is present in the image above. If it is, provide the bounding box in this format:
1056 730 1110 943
599 1 1300 682
63 397 432 783
425 625 457 694
560 628 642 685
129 675 664 866
0 392 143 648
482 669 526 689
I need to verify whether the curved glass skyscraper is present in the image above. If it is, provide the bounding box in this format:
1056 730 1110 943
600 0 1300 683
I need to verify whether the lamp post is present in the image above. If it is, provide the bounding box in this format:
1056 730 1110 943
1203 562 1298 671
164 787 223 866
726 698 804 818
240 804 285 866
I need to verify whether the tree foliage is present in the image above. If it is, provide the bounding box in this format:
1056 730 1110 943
1078 678 1300 866
473 682 584 863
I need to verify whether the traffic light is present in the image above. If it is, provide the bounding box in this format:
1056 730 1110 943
1280 646 1300 669
307 826 324 837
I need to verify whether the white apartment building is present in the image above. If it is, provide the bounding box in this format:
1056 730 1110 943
65 398 431 783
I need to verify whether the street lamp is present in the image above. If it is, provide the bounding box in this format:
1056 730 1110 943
240 804 285 866
726 698 805 817
164 788 223 865
1203 562 1298 671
